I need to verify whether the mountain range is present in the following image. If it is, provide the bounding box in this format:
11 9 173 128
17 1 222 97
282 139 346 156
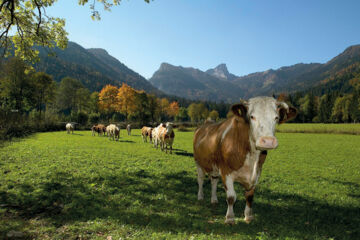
34 42 161 94
32 41 360 102
150 44 360 101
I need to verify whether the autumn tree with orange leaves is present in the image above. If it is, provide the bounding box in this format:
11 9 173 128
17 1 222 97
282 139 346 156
167 101 180 119
117 83 137 120
98 85 119 112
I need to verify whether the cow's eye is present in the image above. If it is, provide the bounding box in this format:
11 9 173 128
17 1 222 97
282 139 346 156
250 115 255 120
275 116 279 121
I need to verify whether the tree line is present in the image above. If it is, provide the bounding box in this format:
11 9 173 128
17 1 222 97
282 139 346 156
0 58 231 140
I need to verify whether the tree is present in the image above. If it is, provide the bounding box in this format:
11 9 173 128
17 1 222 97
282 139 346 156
159 98 170 120
175 107 188 121
349 91 360 123
299 93 317 122
188 103 208 122
117 83 137 120
132 91 150 125
89 91 99 113
0 0 149 61
208 110 219 121
56 77 84 113
167 101 180 119
32 72 56 118
0 57 33 112
331 95 352 123
147 94 159 122
75 87 91 113
98 84 118 113
318 94 335 123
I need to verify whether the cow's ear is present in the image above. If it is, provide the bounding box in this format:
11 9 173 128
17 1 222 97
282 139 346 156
277 102 297 123
231 100 248 119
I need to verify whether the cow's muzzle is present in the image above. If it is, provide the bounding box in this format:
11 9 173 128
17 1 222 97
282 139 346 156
256 136 278 150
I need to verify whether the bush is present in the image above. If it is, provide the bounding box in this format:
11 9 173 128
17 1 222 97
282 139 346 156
177 125 190 132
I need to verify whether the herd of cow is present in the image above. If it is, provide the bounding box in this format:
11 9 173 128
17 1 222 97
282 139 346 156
67 121 175 154
141 122 175 154
65 97 297 225
89 123 131 140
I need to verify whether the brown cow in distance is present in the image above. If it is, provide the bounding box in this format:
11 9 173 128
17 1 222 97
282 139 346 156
141 126 153 143
92 124 106 136
193 96 297 224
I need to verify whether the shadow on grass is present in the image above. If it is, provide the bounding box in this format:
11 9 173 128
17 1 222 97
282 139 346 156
119 140 135 143
71 133 83 136
174 151 194 157
1 170 359 239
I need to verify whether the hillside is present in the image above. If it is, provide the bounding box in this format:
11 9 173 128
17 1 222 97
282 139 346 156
233 63 321 98
149 63 245 102
34 42 161 93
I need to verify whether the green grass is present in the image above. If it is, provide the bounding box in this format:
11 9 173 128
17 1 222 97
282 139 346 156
277 123 360 135
0 130 359 239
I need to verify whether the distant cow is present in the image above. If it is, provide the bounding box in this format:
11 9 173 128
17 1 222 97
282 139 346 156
66 123 74 134
108 124 120 141
159 122 175 154
92 124 106 136
193 97 296 224
141 126 153 143
126 124 131 136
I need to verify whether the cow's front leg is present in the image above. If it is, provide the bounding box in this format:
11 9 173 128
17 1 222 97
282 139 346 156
244 188 255 223
210 176 219 204
196 164 205 200
224 175 236 224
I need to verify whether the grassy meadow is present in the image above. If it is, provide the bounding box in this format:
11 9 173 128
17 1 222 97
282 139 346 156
0 128 360 239
276 123 360 135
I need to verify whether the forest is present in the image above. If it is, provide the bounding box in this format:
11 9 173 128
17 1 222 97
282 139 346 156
1 57 360 141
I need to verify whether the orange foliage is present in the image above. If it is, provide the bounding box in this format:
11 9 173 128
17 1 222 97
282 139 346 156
98 85 119 112
117 83 137 118
167 101 180 117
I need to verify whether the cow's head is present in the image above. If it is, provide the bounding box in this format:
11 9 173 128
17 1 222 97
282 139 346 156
165 122 174 136
232 97 297 150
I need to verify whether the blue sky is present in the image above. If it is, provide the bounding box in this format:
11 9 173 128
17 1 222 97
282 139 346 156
48 0 360 79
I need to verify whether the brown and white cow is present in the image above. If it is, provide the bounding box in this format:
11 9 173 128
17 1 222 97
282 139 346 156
193 97 297 224
92 124 106 136
141 126 153 143
159 122 175 154
108 124 120 141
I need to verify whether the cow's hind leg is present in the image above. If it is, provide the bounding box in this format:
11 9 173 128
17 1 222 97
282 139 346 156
224 175 236 224
210 175 219 204
244 188 255 223
196 164 205 201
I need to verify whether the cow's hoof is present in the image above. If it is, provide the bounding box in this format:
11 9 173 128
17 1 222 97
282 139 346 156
225 217 235 225
211 198 218 204
244 216 254 224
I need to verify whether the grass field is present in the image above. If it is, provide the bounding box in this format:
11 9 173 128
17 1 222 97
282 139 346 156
0 129 360 239
276 123 360 135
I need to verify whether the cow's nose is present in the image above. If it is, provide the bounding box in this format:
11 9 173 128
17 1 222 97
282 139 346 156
256 136 278 150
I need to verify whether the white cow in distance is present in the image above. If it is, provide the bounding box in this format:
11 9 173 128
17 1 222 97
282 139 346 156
108 124 120 141
66 123 74 134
